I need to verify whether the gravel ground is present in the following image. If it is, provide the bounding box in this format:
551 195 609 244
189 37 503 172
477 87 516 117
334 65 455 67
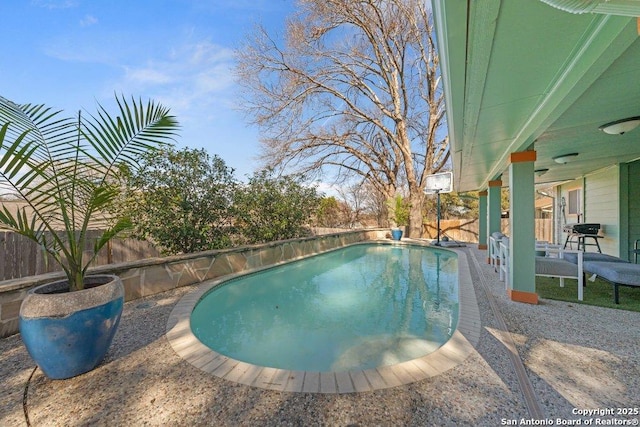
1 246 639 426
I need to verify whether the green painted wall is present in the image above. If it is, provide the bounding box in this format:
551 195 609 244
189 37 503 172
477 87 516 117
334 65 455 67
558 166 620 257
584 166 619 256
626 160 640 261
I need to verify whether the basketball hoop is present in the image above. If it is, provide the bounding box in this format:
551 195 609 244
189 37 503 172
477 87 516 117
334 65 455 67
424 171 452 194
424 172 453 246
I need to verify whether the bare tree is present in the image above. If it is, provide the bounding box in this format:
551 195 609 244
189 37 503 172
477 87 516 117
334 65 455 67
336 181 368 228
362 179 392 227
236 0 448 237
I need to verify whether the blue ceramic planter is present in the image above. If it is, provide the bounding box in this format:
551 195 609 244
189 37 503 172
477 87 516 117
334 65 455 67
391 228 403 240
19 275 124 379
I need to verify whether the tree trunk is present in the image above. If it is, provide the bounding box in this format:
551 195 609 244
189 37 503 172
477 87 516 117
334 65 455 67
407 191 424 238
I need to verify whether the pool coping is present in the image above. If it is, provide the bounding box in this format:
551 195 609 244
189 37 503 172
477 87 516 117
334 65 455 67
165 240 481 394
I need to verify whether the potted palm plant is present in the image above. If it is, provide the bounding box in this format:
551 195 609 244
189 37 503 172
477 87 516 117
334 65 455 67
0 95 178 379
390 194 409 240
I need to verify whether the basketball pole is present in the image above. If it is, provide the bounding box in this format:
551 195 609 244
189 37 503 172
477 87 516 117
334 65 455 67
435 189 441 246
424 171 451 247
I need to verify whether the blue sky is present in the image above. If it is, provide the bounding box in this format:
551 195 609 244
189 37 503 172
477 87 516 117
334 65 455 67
1 0 294 179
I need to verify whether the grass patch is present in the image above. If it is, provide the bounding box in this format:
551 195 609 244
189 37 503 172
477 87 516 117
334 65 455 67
536 276 640 312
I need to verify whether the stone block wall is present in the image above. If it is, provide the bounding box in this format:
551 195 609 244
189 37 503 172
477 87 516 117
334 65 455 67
0 229 387 338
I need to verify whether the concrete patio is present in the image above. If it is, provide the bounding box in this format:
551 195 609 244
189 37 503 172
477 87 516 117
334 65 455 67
1 245 639 426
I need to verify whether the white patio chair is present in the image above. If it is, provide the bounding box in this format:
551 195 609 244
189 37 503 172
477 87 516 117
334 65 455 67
501 241 583 300
536 247 584 301
499 238 510 289
535 242 563 258
489 231 504 272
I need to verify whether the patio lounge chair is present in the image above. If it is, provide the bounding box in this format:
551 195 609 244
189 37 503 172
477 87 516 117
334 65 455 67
581 260 640 304
499 241 585 300
562 251 639 304
535 247 584 301
562 252 629 265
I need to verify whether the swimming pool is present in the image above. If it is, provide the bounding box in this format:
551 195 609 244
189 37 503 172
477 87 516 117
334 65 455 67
190 243 458 372
167 239 479 393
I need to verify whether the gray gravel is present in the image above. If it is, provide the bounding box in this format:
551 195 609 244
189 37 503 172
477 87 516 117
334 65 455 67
1 246 639 426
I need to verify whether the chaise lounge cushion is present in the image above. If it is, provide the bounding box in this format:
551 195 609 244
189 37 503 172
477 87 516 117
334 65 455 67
563 252 629 265
438 240 466 247
535 257 578 277
583 261 640 287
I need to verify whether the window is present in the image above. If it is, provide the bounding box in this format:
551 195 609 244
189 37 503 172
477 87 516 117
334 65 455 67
568 189 581 215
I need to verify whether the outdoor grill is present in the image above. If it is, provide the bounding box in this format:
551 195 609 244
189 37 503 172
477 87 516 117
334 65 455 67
563 223 602 252
563 223 601 235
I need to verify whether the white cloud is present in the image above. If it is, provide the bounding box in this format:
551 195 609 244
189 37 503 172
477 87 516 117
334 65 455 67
194 64 235 92
80 15 98 27
315 181 341 197
114 41 236 123
186 0 290 15
31 0 78 9
42 36 119 64
124 67 174 85
185 41 233 64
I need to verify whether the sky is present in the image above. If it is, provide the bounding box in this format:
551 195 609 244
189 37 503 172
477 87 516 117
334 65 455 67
0 0 295 179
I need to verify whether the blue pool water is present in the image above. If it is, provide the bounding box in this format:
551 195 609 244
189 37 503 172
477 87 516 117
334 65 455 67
191 243 458 372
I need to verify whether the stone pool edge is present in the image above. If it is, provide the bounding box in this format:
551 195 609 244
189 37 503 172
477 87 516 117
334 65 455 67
165 240 481 394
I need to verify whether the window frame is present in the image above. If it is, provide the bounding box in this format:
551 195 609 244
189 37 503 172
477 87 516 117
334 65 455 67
567 188 581 216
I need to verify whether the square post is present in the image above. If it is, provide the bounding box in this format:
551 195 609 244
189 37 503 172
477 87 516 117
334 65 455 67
478 190 488 249
508 151 537 304
487 179 502 263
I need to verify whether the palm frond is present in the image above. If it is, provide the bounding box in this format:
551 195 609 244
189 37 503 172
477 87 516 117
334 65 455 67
1 94 179 290
82 95 178 179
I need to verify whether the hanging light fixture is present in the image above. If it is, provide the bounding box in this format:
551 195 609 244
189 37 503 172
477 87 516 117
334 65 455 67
553 153 579 164
599 116 640 135
535 168 549 176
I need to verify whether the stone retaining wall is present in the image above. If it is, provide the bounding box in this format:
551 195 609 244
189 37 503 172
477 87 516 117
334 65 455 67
0 229 388 338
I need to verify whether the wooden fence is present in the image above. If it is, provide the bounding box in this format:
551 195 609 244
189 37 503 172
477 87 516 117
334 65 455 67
422 218 553 243
0 231 161 281
2 219 554 281
314 219 554 244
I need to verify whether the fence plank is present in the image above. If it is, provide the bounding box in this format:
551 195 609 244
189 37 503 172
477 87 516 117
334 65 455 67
0 230 162 282
0 232 6 280
7 232 17 279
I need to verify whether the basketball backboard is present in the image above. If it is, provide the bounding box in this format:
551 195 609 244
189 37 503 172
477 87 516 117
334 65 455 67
424 171 453 194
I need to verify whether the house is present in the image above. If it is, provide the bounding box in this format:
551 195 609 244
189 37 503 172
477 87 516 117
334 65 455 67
430 1 640 303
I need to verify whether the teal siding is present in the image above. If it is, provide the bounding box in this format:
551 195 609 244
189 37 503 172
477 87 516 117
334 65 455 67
627 160 640 261
584 167 619 256
558 180 584 250
556 162 640 260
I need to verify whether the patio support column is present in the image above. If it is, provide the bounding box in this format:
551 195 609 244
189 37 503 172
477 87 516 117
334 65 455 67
487 179 502 263
508 151 537 304
478 190 488 249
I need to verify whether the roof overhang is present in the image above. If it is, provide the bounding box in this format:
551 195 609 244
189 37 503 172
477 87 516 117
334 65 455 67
431 0 640 192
